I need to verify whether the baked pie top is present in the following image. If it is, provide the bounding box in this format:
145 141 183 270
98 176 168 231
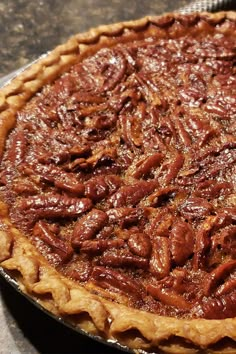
0 11 236 353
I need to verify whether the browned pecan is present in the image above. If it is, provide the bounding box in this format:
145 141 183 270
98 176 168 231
179 85 206 107
96 225 114 240
79 238 124 255
91 266 143 299
128 232 151 258
174 117 192 147
149 208 174 237
147 283 191 310
108 180 158 208
205 95 236 119
185 114 215 146
91 112 118 130
38 150 70 165
143 186 178 207
206 148 236 179
72 209 108 247
210 208 236 235
69 144 91 157
155 153 183 186
164 153 184 185
170 219 194 266
81 127 110 142
196 147 236 181
216 278 236 296
203 260 236 296
71 92 106 104
17 194 92 221
66 157 90 171
135 72 164 106
29 163 85 196
211 225 236 257
99 249 149 269
193 218 213 270
107 207 146 229
130 152 163 179
33 220 73 262
12 178 39 196
142 108 167 152
85 174 122 202
119 114 139 151
74 145 117 170
149 237 171 279
193 180 233 199
179 197 213 220
109 83 141 113
194 291 236 319
82 47 127 92
5 129 27 167
157 114 178 145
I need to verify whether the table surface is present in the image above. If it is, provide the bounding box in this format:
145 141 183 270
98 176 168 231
0 1 236 353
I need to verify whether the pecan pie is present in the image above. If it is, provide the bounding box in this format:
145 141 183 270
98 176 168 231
0 11 236 354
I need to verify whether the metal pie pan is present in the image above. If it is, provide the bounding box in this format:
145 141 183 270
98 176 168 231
0 266 134 353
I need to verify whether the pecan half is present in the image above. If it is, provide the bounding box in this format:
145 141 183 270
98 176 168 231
194 291 236 319
163 153 184 185
107 207 147 229
91 266 143 299
216 278 236 296
143 186 178 207
147 283 191 310
80 238 124 255
33 220 73 262
211 225 236 257
72 209 108 247
99 249 149 269
130 152 163 179
85 175 122 202
6 129 27 167
203 260 236 296
17 194 92 223
170 219 194 266
109 180 158 208
179 197 213 220
149 208 174 237
128 232 151 258
30 163 85 196
194 180 233 199
149 237 171 279
193 217 213 270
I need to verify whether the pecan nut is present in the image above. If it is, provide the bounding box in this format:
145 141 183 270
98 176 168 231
72 209 108 247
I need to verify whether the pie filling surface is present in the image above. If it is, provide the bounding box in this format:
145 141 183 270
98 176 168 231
0 13 236 323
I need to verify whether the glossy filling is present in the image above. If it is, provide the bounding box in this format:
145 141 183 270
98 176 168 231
0 20 236 319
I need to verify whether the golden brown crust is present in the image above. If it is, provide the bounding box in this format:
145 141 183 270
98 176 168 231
0 11 236 354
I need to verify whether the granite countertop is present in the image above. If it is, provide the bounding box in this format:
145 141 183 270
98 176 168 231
0 0 191 78
0 1 235 354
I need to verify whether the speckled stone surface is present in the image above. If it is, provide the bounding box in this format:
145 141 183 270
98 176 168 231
0 0 191 78
0 1 235 353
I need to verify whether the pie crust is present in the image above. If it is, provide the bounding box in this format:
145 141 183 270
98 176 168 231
0 11 236 354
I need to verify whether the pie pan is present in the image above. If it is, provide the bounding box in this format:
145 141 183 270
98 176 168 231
0 266 131 353
0 11 236 354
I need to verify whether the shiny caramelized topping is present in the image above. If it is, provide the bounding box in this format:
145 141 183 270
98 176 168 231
0 17 236 319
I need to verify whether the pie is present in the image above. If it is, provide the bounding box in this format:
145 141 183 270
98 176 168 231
0 11 236 353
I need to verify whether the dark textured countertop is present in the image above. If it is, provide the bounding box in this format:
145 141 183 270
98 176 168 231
0 0 191 78
0 1 235 354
